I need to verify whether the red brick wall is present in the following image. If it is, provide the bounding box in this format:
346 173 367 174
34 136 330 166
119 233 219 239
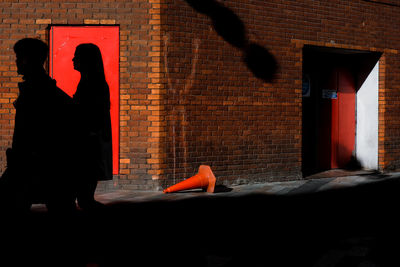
1 0 400 190
159 0 400 187
160 0 302 186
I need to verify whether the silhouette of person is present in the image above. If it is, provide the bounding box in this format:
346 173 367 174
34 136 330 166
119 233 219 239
72 43 112 210
0 38 77 214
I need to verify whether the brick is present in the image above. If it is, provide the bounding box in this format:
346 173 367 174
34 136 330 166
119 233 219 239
100 19 116 24
84 19 99 24
120 158 131 164
36 19 51 24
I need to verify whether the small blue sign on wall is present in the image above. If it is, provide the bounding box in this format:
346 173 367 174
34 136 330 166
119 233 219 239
322 90 337 99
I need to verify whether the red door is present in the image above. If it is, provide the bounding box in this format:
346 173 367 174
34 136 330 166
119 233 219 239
319 68 355 170
49 26 119 174
334 69 355 168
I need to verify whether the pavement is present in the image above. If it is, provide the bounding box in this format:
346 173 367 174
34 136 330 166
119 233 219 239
18 169 400 266
92 169 400 204
28 169 393 211
26 169 399 211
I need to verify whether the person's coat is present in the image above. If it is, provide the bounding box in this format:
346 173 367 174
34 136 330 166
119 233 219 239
1 70 76 206
73 78 112 181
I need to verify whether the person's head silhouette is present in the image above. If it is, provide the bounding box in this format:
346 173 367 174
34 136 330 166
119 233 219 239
73 43 106 81
13 38 48 77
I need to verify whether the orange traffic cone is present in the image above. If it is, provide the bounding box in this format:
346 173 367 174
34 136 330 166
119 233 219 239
163 165 216 193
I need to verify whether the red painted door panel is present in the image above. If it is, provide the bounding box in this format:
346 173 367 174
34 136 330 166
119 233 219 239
336 69 355 168
49 26 119 174
321 68 355 169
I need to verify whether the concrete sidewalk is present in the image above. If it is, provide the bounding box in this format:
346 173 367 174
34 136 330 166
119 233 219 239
29 169 400 212
93 169 400 204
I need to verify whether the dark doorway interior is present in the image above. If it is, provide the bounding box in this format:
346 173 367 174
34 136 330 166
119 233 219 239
302 45 381 177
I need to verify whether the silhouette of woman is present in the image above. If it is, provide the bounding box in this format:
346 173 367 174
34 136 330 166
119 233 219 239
72 43 112 210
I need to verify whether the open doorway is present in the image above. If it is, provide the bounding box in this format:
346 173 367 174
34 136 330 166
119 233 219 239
302 45 381 177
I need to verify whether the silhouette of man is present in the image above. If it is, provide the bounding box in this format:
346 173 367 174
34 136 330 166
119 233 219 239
0 38 76 213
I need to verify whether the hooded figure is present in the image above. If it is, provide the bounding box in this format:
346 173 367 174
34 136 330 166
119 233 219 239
72 43 112 210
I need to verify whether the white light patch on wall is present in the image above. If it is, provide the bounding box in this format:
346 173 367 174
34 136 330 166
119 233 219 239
356 61 379 170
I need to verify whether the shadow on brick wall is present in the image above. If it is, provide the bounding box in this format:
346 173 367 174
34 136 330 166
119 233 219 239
184 0 278 83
